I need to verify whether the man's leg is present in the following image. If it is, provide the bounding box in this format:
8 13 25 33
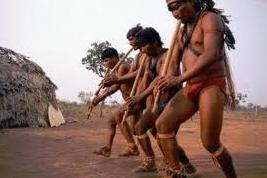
114 107 139 156
134 109 157 172
173 126 193 166
127 114 138 135
199 86 237 178
93 113 117 157
152 115 197 176
156 90 197 176
155 127 197 176
176 145 197 177
174 124 197 176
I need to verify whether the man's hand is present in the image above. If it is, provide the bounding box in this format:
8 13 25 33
102 75 118 87
120 96 142 115
126 96 142 108
155 75 181 92
92 96 100 106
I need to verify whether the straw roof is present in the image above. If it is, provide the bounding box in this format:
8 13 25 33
0 46 59 128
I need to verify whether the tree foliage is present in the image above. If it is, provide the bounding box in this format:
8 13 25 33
81 41 111 77
81 41 134 77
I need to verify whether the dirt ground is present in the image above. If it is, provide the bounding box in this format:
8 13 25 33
0 110 267 178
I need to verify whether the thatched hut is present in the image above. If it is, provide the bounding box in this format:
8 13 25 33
0 46 64 128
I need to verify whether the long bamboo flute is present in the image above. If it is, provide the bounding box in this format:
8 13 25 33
152 21 181 112
121 54 147 124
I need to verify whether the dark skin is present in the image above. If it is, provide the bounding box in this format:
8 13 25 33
126 42 193 167
155 0 237 177
126 40 181 109
92 58 131 105
94 36 148 155
102 36 151 116
92 57 138 154
126 42 165 109
127 43 165 159
102 36 146 88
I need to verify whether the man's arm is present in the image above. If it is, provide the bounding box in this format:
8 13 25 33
102 57 139 86
95 64 129 104
156 14 224 91
92 84 120 106
126 76 159 107
138 76 159 100
115 53 142 83
116 71 137 83
167 37 183 76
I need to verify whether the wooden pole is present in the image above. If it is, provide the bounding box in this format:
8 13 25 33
152 21 181 112
121 54 147 124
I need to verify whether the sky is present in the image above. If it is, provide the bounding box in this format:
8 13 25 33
0 0 267 106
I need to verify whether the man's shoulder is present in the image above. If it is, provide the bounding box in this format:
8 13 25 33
118 63 130 75
134 52 142 60
202 11 221 19
201 11 224 28
160 48 168 59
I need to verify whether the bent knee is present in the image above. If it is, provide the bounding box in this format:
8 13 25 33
201 138 221 153
134 122 146 135
156 119 173 133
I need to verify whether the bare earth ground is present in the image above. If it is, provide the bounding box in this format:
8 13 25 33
0 109 267 178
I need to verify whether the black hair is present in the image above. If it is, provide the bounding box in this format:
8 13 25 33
135 27 163 47
193 0 215 11
101 47 119 60
192 0 235 49
126 24 143 39
201 0 215 10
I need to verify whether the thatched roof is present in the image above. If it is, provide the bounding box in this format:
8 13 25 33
0 46 61 128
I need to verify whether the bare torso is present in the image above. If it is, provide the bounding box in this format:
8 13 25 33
141 49 169 109
118 52 150 100
115 63 132 100
180 12 226 83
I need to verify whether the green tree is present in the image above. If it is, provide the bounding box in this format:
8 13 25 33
81 41 111 77
81 41 134 77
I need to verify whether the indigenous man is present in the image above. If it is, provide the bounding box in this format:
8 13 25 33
102 24 148 130
92 47 139 157
103 24 146 94
126 27 196 176
94 24 146 157
155 0 237 177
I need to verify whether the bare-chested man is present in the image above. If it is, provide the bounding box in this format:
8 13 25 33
125 27 196 176
104 24 147 95
92 47 139 157
102 24 148 130
155 0 237 177
94 24 147 157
